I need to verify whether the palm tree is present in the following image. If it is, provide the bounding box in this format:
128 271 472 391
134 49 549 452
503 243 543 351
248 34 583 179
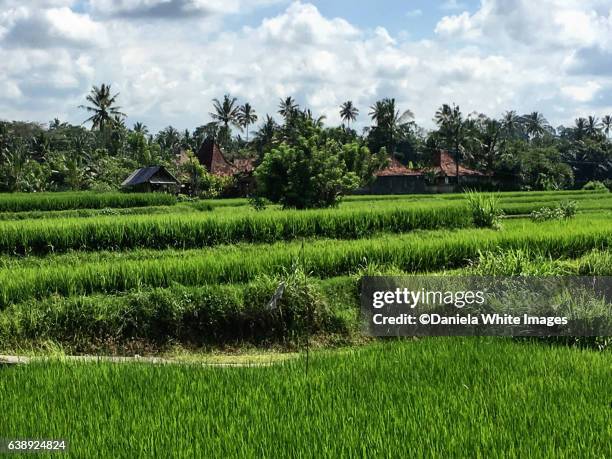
133 122 148 135
253 115 278 158
79 83 125 131
574 117 587 140
501 110 520 137
210 94 241 130
49 118 68 130
340 101 359 127
434 103 471 182
369 98 414 157
521 111 550 140
278 97 299 122
586 115 601 137
602 115 612 138
238 103 258 142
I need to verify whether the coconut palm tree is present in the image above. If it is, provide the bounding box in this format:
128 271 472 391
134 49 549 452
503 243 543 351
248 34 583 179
278 97 299 122
133 122 148 135
586 115 601 137
210 94 241 130
521 111 550 140
340 101 359 127
79 83 126 131
602 115 612 138
238 103 258 142
434 103 473 182
601 115 612 137
574 117 588 140
369 98 414 157
253 115 278 158
501 110 520 137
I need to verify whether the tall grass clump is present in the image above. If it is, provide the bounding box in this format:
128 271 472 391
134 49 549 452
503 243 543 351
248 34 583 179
465 190 503 228
0 192 176 212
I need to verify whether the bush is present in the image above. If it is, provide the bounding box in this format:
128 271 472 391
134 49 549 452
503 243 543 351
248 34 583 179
464 191 503 229
530 201 577 222
582 181 609 192
255 136 360 209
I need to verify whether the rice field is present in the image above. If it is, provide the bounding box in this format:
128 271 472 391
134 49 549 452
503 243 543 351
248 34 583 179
1 189 610 457
1 339 610 457
0 191 177 212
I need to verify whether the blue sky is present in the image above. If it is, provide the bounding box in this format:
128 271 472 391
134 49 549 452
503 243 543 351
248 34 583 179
231 1 481 40
1 1 611 132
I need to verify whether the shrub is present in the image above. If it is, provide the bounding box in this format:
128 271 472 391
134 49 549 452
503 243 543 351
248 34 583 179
582 181 609 192
255 137 360 209
530 201 577 222
464 191 503 229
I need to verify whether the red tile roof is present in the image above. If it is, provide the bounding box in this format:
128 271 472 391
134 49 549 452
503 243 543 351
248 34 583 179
375 150 486 177
196 138 237 176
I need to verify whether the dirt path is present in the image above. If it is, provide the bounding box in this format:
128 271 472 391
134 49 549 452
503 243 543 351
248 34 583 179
0 353 296 367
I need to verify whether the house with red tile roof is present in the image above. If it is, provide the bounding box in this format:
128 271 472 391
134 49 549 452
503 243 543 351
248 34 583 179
363 150 490 194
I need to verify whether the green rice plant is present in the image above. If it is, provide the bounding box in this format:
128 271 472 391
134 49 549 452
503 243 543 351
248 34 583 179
0 272 343 352
0 191 176 212
469 249 574 276
0 339 610 457
464 190 503 228
0 205 472 255
0 215 610 307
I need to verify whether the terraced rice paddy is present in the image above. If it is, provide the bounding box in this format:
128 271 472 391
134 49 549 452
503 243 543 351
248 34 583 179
0 189 610 457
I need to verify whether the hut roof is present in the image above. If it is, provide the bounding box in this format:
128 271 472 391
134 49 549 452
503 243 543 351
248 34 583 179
196 138 237 176
121 166 179 187
375 150 488 178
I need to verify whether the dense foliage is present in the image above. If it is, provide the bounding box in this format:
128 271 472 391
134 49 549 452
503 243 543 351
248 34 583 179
1 84 610 196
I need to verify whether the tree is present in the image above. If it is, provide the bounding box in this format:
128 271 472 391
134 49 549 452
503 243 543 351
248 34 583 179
501 110 521 138
434 103 472 182
255 135 360 209
253 115 278 159
340 101 359 127
79 84 126 131
278 97 299 123
574 118 588 141
368 98 414 156
210 94 241 131
238 103 258 142
602 115 612 138
586 115 602 137
133 122 149 135
521 111 551 140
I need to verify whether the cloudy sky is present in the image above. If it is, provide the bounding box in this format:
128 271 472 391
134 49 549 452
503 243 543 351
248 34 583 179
1 0 611 132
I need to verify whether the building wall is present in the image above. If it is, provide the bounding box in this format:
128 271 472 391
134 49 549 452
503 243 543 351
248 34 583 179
356 175 498 195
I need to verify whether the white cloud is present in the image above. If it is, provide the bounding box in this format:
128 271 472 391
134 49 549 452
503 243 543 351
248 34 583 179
88 0 288 19
440 0 467 11
406 9 422 18
0 6 107 48
0 0 611 131
561 81 601 102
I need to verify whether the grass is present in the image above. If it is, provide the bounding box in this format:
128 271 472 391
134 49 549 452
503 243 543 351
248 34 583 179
2 192 612 255
0 204 472 255
0 202 212 221
0 215 610 307
2 248 611 353
0 339 610 457
0 191 177 212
